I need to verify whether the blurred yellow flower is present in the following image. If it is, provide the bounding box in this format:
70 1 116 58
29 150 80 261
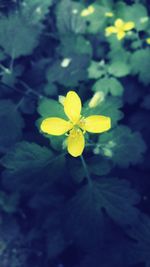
41 91 111 157
81 5 95 17
105 18 135 40
146 38 150 44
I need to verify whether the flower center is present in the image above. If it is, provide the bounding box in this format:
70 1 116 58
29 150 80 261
68 116 86 135
116 24 124 32
77 117 86 130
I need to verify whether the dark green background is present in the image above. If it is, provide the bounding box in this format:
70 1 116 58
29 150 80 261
0 0 150 266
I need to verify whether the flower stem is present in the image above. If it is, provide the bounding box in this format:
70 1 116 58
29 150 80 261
80 155 92 186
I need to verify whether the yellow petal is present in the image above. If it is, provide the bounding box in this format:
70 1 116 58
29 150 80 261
123 21 135 31
117 30 125 40
115 18 124 28
41 117 72 136
64 91 82 123
84 115 111 133
81 5 95 17
67 128 85 157
105 26 117 36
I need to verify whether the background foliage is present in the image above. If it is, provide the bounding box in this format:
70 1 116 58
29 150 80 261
0 0 150 266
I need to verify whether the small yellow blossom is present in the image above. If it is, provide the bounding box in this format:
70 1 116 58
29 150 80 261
81 5 95 17
105 12 114 17
105 18 135 40
40 91 111 157
146 38 150 45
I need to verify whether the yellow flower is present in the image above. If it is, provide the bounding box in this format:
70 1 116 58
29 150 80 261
105 18 135 40
146 38 150 45
81 5 95 17
40 91 111 157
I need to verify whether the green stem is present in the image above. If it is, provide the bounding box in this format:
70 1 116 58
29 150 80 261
80 155 92 186
19 80 45 99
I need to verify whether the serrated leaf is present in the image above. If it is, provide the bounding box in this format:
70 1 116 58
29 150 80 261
81 3 107 34
0 99 24 153
21 0 53 24
88 60 107 79
99 125 146 167
92 77 124 96
1 64 24 86
56 0 86 34
130 48 150 85
1 142 65 193
0 13 41 58
108 61 130 78
116 2 148 31
88 156 113 176
83 96 123 127
46 55 89 87
58 35 92 57
37 98 68 150
63 178 140 249
37 97 66 119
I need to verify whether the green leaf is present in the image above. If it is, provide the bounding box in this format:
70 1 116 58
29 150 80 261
21 0 53 24
69 158 85 184
37 97 66 119
88 60 107 79
130 48 150 85
63 178 140 248
37 98 67 151
107 44 131 77
99 125 146 167
0 99 24 153
81 3 107 34
19 95 36 114
1 64 24 86
58 35 92 57
83 96 123 127
49 135 66 151
116 2 148 31
92 77 124 96
43 83 58 97
46 55 89 87
88 156 113 176
1 142 65 193
108 61 130 78
56 0 86 34
0 12 41 58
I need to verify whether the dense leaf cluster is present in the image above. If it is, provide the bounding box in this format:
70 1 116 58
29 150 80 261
0 0 150 267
